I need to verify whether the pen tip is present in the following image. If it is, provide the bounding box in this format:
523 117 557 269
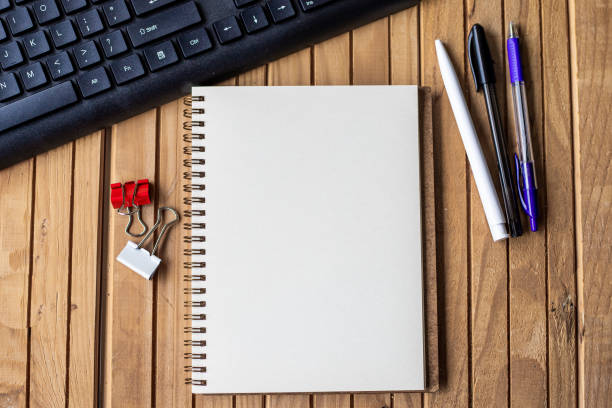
509 21 518 38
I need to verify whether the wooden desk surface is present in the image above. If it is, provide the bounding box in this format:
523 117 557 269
1 0 610 407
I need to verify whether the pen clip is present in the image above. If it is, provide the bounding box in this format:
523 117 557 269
467 24 496 92
514 154 528 213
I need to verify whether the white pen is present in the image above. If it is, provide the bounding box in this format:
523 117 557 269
435 39 509 241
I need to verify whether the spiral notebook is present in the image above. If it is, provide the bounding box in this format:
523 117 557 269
183 86 436 394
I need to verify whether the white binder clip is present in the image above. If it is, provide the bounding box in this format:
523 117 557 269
117 206 180 280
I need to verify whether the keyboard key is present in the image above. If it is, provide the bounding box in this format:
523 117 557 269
234 0 256 7
76 9 104 37
6 8 34 35
0 73 21 102
50 20 78 47
0 82 78 132
20 62 48 90
144 40 178 71
0 0 10 12
126 1 201 48
240 6 269 33
0 21 6 42
23 31 51 58
131 0 175 16
110 54 145 84
213 16 242 44
33 0 61 24
77 67 111 98
74 40 101 68
46 51 74 79
100 30 128 58
266 0 295 23
60 0 87 14
298 0 334 11
0 42 24 69
178 28 212 58
103 0 131 27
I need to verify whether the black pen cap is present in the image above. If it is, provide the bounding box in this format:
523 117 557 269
467 24 496 91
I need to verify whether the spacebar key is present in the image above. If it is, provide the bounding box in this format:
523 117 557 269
127 2 202 47
0 82 78 132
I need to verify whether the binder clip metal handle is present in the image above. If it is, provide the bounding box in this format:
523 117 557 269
116 207 180 280
114 181 148 237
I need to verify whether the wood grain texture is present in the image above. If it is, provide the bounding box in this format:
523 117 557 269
313 33 350 85
352 18 389 85
104 110 157 408
569 0 612 406
314 394 349 408
194 395 233 408
541 0 578 407
420 0 469 407
465 2 509 407
68 132 104 408
157 99 192 408
29 143 73 408
390 7 420 85
353 393 390 408
504 1 548 407
236 395 265 408
0 159 33 408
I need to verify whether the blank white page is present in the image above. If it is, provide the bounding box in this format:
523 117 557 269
188 86 424 394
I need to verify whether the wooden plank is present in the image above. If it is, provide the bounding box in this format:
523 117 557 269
269 395 310 408
0 159 33 408
504 1 548 407
419 0 470 407
352 18 389 85
390 7 424 407
194 395 233 408
267 47 311 408
68 131 104 408
353 394 390 408
465 2 509 407
29 143 74 408
156 98 192 408
540 0 578 407
313 33 350 85
236 395 265 408
390 7 420 85
352 18 391 406
238 66 267 86
104 110 157 408
268 49 311 86
314 394 349 408
569 0 612 406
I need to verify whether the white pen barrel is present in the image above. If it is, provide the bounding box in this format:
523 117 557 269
435 40 509 241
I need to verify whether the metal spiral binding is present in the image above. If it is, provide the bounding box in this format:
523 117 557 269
182 95 207 386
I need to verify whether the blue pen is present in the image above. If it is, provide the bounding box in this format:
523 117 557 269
507 22 538 231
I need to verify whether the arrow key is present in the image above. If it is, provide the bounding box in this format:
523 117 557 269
240 5 269 34
213 16 242 44
266 0 295 23
46 51 74 80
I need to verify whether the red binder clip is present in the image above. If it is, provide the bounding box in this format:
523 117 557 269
110 179 152 238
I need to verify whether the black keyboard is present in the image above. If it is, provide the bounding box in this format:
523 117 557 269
0 0 416 169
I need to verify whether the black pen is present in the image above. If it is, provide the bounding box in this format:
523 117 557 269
468 24 523 237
